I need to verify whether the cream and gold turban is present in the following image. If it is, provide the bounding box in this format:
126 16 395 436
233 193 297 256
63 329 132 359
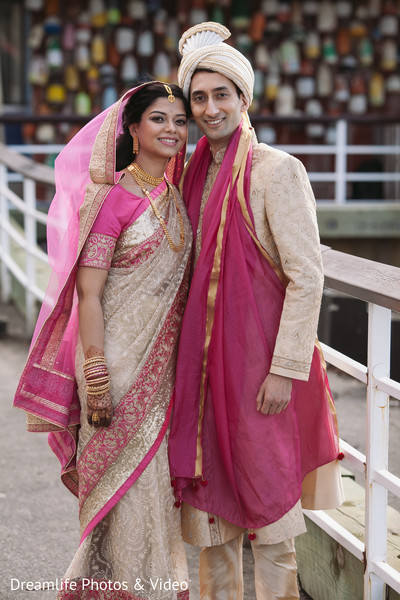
177 22 254 106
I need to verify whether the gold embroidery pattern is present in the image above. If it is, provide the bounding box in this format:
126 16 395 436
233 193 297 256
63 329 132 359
76 189 192 508
39 281 75 370
78 277 188 509
62 439 190 600
112 226 164 269
20 359 78 422
112 188 170 267
271 356 310 373
79 233 116 270
33 362 75 380
20 390 71 415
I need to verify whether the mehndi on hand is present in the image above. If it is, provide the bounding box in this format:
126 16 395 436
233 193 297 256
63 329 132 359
83 346 113 427
87 391 114 428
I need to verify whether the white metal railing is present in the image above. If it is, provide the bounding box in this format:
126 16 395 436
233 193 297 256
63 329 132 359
0 144 52 334
1 142 400 599
307 247 400 599
7 116 400 204
263 119 400 203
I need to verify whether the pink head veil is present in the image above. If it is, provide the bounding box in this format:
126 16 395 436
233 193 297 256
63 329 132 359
31 82 186 366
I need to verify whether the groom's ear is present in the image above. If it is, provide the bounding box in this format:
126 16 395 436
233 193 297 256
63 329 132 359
240 95 249 113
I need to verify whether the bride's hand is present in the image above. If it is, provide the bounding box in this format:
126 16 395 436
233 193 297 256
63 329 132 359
87 391 114 427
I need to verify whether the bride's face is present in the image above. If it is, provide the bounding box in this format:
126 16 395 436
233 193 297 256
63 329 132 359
129 97 188 161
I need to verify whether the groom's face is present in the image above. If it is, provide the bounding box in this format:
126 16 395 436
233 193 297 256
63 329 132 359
190 71 248 152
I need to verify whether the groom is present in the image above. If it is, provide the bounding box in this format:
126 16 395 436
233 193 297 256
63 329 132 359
169 21 344 599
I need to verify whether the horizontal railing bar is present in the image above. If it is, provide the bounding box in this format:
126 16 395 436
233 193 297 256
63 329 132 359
322 247 400 312
303 509 365 561
276 145 400 155
16 141 392 160
9 144 64 154
372 561 400 594
0 220 48 264
319 342 368 383
275 146 337 154
375 376 400 401
308 173 342 181
307 173 400 182
374 469 400 498
339 439 366 473
0 142 55 185
0 184 48 225
345 174 400 182
1 253 45 301
317 199 400 204
345 145 400 155
0 114 92 124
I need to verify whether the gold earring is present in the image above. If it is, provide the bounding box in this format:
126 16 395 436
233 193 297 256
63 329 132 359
133 135 139 155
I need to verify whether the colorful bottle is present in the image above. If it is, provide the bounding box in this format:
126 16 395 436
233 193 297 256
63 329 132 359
369 72 385 106
91 32 106 64
75 91 92 116
46 36 63 70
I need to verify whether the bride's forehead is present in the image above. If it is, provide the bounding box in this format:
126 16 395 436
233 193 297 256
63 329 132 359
144 97 186 115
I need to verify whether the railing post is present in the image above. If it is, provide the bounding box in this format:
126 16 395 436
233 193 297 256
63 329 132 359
335 119 347 205
0 163 12 302
23 177 37 336
364 303 391 600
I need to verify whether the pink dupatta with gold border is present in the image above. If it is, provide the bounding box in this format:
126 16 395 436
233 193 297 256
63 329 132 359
169 119 340 529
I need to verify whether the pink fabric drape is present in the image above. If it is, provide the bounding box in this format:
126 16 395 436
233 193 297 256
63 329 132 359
169 122 339 529
13 83 186 495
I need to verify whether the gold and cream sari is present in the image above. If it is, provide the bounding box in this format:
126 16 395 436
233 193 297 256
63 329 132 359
13 84 192 600
59 178 192 600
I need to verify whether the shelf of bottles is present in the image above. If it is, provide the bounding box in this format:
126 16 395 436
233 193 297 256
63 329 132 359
24 0 400 148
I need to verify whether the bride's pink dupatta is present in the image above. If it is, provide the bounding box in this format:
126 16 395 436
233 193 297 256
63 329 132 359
169 119 339 529
13 83 185 498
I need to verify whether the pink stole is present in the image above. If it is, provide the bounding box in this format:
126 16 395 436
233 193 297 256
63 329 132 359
14 188 151 496
168 122 339 528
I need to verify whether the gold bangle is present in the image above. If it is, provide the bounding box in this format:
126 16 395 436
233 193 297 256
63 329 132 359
85 376 109 385
86 381 110 391
87 389 110 397
86 384 110 395
83 356 106 368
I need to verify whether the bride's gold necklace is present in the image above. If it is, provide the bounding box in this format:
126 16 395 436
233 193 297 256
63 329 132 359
129 161 165 186
127 163 185 253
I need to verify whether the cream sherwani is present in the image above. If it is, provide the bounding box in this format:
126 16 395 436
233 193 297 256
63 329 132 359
182 138 344 550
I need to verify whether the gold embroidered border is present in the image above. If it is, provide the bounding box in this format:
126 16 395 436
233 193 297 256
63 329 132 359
33 362 75 380
20 390 71 415
315 338 339 438
79 232 116 270
40 282 75 370
194 122 252 477
235 131 289 287
271 356 309 373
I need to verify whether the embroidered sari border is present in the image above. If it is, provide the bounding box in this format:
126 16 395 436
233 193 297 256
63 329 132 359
79 400 173 545
78 263 189 508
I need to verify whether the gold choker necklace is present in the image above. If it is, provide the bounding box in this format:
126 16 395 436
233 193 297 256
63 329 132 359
129 162 165 187
127 165 185 252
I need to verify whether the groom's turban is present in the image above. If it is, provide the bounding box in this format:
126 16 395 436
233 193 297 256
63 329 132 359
177 21 254 106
